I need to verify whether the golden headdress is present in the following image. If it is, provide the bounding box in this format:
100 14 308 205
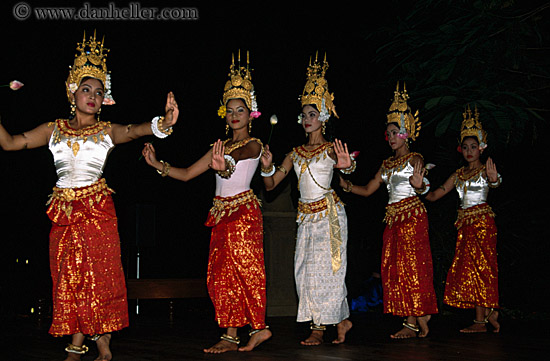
386 82 420 141
66 31 114 105
299 52 338 123
460 104 487 148
218 50 260 118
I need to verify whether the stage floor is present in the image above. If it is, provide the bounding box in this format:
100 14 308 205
4 298 549 361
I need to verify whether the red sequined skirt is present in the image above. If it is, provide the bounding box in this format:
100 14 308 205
444 203 499 309
47 179 129 336
205 190 266 329
382 197 438 316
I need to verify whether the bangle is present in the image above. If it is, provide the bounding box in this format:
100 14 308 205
339 158 356 174
414 177 430 195
277 165 288 175
217 155 236 179
156 160 171 177
261 163 276 177
342 179 353 192
488 175 502 188
151 116 173 138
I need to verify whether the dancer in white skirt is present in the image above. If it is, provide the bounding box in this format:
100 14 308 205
261 53 355 345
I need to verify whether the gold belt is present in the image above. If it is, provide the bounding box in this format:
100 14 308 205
49 178 113 203
455 203 495 229
208 190 260 224
298 191 341 214
384 196 426 228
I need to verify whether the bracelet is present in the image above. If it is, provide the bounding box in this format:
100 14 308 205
261 163 276 177
488 175 502 188
151 116 173 138
277 165 288 175
342 179 353 193
217 155 236 179
156 160 171 177
339 158 356 174
414 177 430 195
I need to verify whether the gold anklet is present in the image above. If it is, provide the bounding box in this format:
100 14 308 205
402 321 420 332
310 323 326 331
65 343 89 354
220 334 240 344
249 325 270 337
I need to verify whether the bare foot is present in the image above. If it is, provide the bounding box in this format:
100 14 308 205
417 315 431 338
64 353 81 361
332 319 353 344
390 326 417 339
300 330 323 346
460 322 487 333
238 328 272 351
203 340 239 354
486 309 500 333
95 334 112 361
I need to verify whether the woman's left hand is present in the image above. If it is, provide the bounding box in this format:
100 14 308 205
409 159 426 189
163 92 179 128
486 157 499 183
333 138 351 169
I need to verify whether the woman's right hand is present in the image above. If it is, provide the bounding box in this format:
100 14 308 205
261 144 273 168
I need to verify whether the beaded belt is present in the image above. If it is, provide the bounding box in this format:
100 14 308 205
208 189 260 225
297 191 342 215
455 203 495 229
384 196 426 228
49 178 114 203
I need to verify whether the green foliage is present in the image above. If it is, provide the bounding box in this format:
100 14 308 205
369 0 549 149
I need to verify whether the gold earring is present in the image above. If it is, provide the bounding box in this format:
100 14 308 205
70 101 76 117
248 121 252 133
97 108 101 121
225 124 229 136
322 122 326 135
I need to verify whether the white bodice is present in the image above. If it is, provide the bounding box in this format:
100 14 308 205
380 153 421 204
48 119 114 189
291 143 335 201
455 167 501 209
215 153 260 197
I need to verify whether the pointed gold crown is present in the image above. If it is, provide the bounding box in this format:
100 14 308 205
386 82 420 141
221 50 258 115
300 52 338 121
460 104 487 147
66 31 114 105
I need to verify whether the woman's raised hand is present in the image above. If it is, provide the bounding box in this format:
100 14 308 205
261 144 274 168
409 159 426 189
486 157 499 183
163 92 179 128
210 139 226 171
333 138 352 169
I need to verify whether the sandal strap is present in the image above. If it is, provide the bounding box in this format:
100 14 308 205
220 333 240 344
249 325 270 337
402 321 420 332
65 343 89 354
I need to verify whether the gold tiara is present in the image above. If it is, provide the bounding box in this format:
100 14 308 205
66 30 114 105
460 104 487 147
299 52 337 121
386 82 420 141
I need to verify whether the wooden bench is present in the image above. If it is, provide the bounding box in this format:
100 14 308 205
126 278 208 320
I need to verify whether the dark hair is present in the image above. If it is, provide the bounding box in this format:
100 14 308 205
461 135 479 145
79 76 105 89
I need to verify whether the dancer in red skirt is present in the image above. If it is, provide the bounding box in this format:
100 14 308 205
0 31 178 360
426 105 501 333
339 83 438 338
142 51 271 353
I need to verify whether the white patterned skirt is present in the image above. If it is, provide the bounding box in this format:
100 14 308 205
294 192 349 325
